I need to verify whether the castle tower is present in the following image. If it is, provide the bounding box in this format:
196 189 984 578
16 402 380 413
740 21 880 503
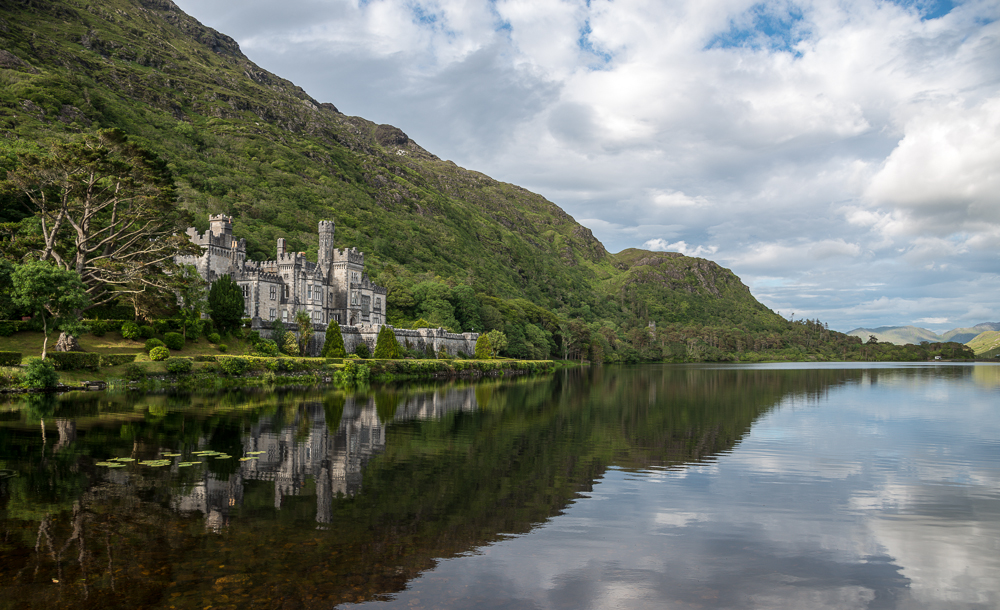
209 215 233 241
317 220 336 272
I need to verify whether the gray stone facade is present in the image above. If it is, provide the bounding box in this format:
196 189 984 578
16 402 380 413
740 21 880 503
178 215 387 327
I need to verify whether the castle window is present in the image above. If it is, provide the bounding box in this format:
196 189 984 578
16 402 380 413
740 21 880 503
318 291 323 305
270 286 277 300
282 310 289 322
362 295 371 318
351 291 358 306
283 285 289 299
242 285 249 298
375 297 381 312
269 309 276 321
307 285 313 300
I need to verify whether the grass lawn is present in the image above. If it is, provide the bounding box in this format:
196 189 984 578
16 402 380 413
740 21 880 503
0 330 250 359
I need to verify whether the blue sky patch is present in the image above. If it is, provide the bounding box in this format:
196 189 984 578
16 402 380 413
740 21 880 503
707 3 809 55
578 20 613 67
889 0 957 21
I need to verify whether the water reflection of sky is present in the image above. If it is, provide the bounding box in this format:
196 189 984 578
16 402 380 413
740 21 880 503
351 365 1000 609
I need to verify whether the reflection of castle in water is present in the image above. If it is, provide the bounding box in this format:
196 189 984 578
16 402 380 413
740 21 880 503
170 387 478 529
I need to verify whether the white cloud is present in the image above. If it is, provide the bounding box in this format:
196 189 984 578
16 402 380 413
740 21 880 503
644 239 718 258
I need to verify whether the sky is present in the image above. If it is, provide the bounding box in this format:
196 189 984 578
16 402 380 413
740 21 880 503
171 0 1000 333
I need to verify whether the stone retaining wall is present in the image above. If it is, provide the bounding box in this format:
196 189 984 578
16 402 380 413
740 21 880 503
250 319 478 358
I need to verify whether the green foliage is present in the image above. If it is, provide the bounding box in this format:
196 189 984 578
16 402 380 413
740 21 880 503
163 332 184 350
47 352 99 371
208 275 244 334
249 339 279 357
139 325 155 339
321 320 347 358
0 352 22 366
149 346 169 361
218 356 253 376
485 330 508 359
354 342 371 359
281 332 300 356
165 357 193 374
217 344 228 353
98 354 136 367
11 260 89 358
207 332 222 344
0 366 25 388
1 129 194 310
23 357 58 389
374 326 402 359
475 335 492 360
144 338 166 353
122 362 147 380
122 322 141 340
295 310 314 355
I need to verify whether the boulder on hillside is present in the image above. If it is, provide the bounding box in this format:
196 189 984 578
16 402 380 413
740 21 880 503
54 332 82 352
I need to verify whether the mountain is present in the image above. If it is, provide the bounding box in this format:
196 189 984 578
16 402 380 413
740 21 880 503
966 331 1000 357
847 323 1000 346
0 0 864 362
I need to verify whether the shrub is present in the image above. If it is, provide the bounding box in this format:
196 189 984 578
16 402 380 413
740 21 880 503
139 325 155 339
24 358 58 389
0 352 22 366
475 335 492 359
354 342 370 359
165 358 193 374
99 354 137 367
149 346 170 361
163 332 184 350
217 344 228 353
218 356 251 376
121 321 140 340
208 275 244 333
47 352 100 371
144 338 166 353
250 339 279 357
122 362 146 380
88 320 109 336
193 355 217 362
0 321 16 337
207 332 222 344
282 333 300 356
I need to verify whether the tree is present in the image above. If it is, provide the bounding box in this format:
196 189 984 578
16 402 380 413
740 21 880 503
374 326 402 359
484 329 508 359
12 260 89 358
208 275 244 334
295 310 314 355
475 334 492 359
321 320 347 358
173 264 207 341
1 129 197 309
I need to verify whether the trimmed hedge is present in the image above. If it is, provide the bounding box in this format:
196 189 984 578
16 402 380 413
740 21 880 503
47 352 100 371
165 358 193 374
99 354 137 367
149 346 170 361
193 355 217 362
0 352 22 366
144 338 165 353
0 319 43 336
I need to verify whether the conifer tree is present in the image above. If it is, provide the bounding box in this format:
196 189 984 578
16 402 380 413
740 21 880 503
321 320 347 358
374 326 402 359
208 275 244 334
475 334 492 360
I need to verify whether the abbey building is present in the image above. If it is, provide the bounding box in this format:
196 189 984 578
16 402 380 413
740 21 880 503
178 215 386 326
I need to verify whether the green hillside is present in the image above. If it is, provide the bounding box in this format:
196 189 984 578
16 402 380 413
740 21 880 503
847 326 943 345
0 0 967 363
967 331 1000 357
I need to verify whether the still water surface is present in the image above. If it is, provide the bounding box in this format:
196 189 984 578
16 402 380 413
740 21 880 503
0 363 998 609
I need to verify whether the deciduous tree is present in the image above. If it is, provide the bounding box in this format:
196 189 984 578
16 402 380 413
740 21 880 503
12 260 89 358
1 129 197 309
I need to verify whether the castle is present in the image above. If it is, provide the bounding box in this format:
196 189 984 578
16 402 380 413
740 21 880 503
178 215 387 327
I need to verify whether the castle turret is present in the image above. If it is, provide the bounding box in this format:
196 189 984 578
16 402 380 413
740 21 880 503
209 215 233 241
318 220 335 273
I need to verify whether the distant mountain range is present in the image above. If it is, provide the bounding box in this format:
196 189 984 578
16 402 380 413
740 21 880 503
847 323 1000 348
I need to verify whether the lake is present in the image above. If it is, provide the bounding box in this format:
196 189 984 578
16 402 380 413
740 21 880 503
0 363 998 609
